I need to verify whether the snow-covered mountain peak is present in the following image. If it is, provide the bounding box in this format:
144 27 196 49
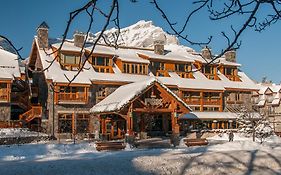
94 20 183 48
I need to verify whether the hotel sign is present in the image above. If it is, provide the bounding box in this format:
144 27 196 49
145 98 162 106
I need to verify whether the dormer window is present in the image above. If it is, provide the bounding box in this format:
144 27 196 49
202 65 220 80
89 55 113 73
175 63 194 78
92 56 110 66
122 63 148 74
59 53 81 71
225 67 234 76
223 66 241 81
150 61 169 77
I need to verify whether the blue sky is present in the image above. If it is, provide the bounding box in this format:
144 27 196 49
0 0 280 83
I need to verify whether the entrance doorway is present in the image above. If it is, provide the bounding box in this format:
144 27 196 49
134 113 172 137
101 115 126 140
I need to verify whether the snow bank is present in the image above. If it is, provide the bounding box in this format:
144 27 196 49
0 128 48 138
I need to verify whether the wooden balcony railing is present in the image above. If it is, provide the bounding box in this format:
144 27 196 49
185 98 201 105
93 66 112 73
185 97 221 105
58 92 87 103
203 98 220 105
0 89 9 102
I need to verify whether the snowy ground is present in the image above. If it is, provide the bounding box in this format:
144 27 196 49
0 134 281 175
0 128 48 138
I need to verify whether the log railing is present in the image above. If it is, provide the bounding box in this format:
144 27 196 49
58 92 87 102
185 97 220 105
19 106 42 123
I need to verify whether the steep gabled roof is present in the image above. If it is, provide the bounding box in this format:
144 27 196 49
90 77 191 114
0 48 21 79
37 21 49 30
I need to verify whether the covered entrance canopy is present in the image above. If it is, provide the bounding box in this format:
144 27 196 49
179 112 238 130
90 77 191 140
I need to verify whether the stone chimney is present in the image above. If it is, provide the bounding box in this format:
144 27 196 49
201 46 211 59
74 31 86 48
225 49 236 62
154 40 165 55
37 21 49 49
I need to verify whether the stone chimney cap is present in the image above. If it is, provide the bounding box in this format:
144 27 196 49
37 21 49 30
74 31 85 35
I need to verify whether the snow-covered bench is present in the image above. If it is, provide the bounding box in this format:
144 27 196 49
184 138 209 147
95 141 126 151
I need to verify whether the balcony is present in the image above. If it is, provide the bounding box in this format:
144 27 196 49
0 89 9 102
185 97 201 105
203 98 220 105
57 92 88 104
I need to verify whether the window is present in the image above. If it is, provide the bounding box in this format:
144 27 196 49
76 114 89 133
90 56 112 73
225 67 234 75
92 56 110 66
175 63 190 72
203 65 213 74
58 114 72 133
0 83 7 89
151 61 164 70
235 92 241 101
122 63 148 74
60 54 80 65
203 107 219 111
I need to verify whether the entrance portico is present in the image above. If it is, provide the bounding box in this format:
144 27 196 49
90 78 191 140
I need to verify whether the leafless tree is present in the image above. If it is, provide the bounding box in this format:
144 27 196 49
1 0 281 86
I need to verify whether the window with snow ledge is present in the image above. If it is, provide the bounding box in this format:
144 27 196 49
202 65 220 80
59 52 81 71
89 55 113 73
223 66 241 81
122 63 148 75
175 63 194 79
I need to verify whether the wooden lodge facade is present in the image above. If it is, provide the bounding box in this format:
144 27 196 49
0 22 259 140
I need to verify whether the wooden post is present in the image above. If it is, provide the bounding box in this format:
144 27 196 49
219 92 223 112
200 92 204 111
126 104 133 136
72 112 76 139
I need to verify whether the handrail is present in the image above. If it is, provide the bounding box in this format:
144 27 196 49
19 106 42 122
58 92 86 102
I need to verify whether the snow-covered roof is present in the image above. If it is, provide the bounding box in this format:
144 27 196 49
0 48 21 79
138 49 194 63
255 83 281 107
36 38 92 84
218 71 258 90
115 48 150 64
90 77 191 114
179 112 238 120
257 99 266 107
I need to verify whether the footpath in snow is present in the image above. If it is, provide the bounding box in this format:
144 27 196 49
0 133 280 175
